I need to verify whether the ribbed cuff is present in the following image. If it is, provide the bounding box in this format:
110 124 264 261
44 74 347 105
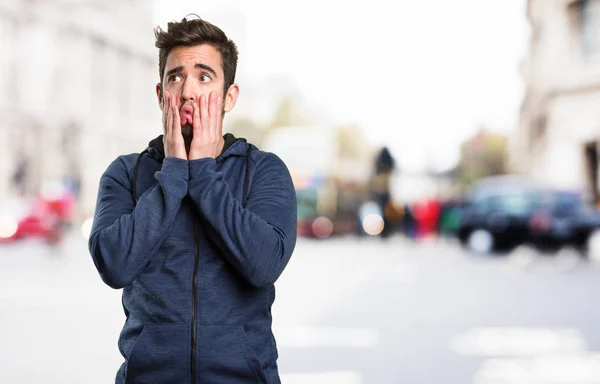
161 157 189 182
189 158 217 180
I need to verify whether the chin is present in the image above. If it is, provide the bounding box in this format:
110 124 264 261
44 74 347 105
181 124 193 140
182 124 193 153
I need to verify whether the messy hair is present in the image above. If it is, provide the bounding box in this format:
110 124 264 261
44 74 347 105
154 15 238 95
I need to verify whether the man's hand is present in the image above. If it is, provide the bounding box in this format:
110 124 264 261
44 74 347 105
188 91 223 160
162 91 187 160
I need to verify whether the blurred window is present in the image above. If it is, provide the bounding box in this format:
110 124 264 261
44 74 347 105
538 191 583 214
581 0 600 58
481 194 535 216
0 17 7 96
472 197 492 215
118 48 132 117
500 194 535 215
0 16 17 99
91 38 107 113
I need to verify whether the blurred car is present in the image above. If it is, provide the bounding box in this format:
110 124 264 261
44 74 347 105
457 175 539 253
0 199 32 241
0 198 58 243
0 183 76 245
458 175 600 255
529 190 600 253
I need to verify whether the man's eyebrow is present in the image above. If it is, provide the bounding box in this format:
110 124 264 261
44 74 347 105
196 63 217 77
165 64 218 79
165 66 184 78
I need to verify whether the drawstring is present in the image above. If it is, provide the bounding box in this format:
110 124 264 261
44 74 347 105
131 145 253 208
132 149 148 206
242 145 253 208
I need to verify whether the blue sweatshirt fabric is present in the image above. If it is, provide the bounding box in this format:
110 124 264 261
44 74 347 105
88 134 297 384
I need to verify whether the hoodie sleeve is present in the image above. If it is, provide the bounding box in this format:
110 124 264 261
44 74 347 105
88 156 189 289
188 152 297 288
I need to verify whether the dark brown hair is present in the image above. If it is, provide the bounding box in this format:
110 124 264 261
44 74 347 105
154 15 238 95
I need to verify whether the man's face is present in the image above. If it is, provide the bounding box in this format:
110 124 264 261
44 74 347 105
156 44 238 145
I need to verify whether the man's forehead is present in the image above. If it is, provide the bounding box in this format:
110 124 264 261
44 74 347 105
166 44 221 68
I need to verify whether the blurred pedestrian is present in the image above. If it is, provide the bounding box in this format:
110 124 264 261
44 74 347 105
402 203 416 239
88 16 297 384
370 146 396 238
11 157 29 196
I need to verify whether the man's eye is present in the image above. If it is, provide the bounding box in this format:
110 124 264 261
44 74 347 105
200 74 211 82
169 75 183 83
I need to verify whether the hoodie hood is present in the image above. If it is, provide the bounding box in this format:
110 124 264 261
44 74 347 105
147 133 248 161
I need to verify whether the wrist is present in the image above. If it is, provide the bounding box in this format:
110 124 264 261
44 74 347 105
189 157 217 179
189 149 216 160
161 157 190 181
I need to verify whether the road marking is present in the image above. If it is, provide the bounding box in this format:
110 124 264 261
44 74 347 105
452 328 600 383
451 328 587 357
275 326 380 348
473 355 600 384
280 371 363 384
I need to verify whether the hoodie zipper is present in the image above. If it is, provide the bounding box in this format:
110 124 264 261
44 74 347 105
191 220 200 384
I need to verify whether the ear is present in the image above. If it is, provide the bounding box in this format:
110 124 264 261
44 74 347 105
156 83 163 111
223 83 239 113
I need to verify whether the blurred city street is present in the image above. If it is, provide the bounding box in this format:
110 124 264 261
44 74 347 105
2 233 600 384
3 1 600 383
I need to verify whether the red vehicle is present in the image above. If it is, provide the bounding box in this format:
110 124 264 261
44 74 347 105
0 185 75 245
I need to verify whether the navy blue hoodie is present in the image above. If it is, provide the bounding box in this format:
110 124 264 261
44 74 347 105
88 134 297 384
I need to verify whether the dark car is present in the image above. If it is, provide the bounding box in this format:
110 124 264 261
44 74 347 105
458 175 600 255
458 176 538 253
529 190 600 254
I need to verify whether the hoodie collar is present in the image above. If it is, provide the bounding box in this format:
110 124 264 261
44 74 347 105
147 133 248 161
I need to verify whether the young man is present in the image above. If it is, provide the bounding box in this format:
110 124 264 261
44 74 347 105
89 16 298 384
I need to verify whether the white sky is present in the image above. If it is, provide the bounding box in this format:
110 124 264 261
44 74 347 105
153 0 529 172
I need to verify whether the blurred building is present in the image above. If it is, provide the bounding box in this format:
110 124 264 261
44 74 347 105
512 0 600 202
230 76 308 127
0 0 159 217
262 125 363 181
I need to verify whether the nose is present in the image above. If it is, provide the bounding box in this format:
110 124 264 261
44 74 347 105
181 77 197 104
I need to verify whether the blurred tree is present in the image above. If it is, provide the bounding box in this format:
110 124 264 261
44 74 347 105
457 127 508 186
226 117 265 147
227 94 310 148
268 95 306 129
335 124 368 159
